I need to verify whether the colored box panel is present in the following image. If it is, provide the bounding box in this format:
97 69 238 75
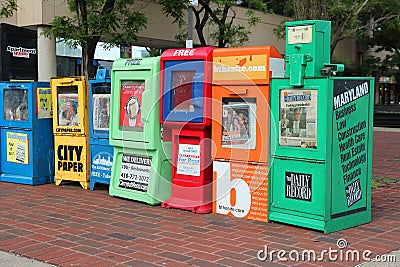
270 79 329 161
54 135 89 189
213 161 268 222
51 77 88 136
160 47 214 129
162 129 213 213
90 144 113 190
269 157 326 217
330 79 373 218
212 46 284 85
1 129 33 177
109 143 172 205
212 85 269 164
0 128 54 185
0 82 50 128
109 57 161 150
161 60 204 123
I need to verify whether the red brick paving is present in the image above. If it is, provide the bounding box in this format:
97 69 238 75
0 128 399 267
372 129 400 179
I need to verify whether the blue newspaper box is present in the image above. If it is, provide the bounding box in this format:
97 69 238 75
89 67 113 190
0 81 54 185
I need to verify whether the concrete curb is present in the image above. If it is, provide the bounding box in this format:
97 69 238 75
373 127 400 132
0 251 55 267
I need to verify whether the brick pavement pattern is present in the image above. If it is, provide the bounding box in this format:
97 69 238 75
372 130 400 179
0 129 399 267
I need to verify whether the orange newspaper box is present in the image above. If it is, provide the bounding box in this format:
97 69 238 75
211 46 284 222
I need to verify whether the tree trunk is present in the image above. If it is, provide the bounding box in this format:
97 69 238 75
81 39 99 80
217 3 230 48
194 7 209 46
294 0 326 20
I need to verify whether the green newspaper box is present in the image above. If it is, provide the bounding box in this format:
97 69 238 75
109 57 172 205
269 20 374 233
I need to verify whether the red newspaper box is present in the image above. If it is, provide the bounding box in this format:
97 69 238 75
160 47 214 213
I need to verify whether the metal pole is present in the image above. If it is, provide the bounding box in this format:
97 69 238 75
320 0 325 19
187 6 193 48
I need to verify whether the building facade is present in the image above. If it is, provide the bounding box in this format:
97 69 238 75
6 0 397 125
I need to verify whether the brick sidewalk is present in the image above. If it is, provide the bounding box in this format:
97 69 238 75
372 129 400 180
0 129 399 267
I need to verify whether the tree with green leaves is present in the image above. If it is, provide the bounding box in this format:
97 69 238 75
43 0 147 79
158 0 270 48
372 18 400 73
0 0 17 18
355 0 400 76
275 0 400 58
292 0 326 20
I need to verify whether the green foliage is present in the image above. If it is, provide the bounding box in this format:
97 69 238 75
372 177 396 189
372 18 400 69
145 47 162 57
44 0 146 48
272 21 285 40
0 0 17 18
273 0 400 59
158 0 271 47
158 0 187 27
263 0 289 16
43 0 147 78
356 1 400 77
357 56 382 76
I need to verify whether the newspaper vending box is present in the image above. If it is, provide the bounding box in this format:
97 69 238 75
160 47 214 213
269 20 374 233
109 57 171 205
0 82 54 185
212 46 284 222
51 76 90 189
89 67 113 190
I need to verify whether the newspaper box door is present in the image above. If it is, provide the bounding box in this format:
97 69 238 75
51 77 87 136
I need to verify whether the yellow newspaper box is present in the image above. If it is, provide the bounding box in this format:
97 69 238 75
51 76 90 189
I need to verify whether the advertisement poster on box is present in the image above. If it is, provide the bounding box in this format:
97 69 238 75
119 154 151 192
7 132 29 164
93 94 110 130
213 54 268 81
37 88 52 119
58 93 79 126
221 102 256 149
119 81 144 131
213 161 268 222
332 79 371 211
279 89 318 148
177 144 201 176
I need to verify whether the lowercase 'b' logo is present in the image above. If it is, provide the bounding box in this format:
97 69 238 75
214 161 251 218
